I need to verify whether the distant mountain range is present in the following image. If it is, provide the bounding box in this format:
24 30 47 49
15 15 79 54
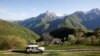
17 8 100 35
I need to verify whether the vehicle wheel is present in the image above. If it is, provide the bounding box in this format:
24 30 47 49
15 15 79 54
26 52 30 54
40 51 43 54
26 51 32 54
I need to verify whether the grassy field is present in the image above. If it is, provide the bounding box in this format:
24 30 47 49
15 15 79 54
62 51 100 56
45 44 100 50
0 54 45 56
0 44 100 56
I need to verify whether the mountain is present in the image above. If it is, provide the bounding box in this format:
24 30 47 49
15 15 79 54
18 11 61 35
83 8 100 29
64 11 87 29
17 8 100 35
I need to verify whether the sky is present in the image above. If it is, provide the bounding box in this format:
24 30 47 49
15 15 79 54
0 0 100 21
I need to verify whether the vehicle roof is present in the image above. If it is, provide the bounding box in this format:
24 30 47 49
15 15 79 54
27 45 38 47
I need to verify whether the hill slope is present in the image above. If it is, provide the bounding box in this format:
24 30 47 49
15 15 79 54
0 19 40 49
0 19 40 41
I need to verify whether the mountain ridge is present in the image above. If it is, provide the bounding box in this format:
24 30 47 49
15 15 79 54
16 8 100 35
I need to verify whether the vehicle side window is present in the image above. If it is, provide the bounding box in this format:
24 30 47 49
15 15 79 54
26 47 30 49
36 47 38 49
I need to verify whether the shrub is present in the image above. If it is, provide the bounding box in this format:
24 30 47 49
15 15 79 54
68 35 76 44
91 36 99 45
84 37 92 45
0 36 27 50
75 37 85 44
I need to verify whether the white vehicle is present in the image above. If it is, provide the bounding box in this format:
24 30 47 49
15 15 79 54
26 45 45 53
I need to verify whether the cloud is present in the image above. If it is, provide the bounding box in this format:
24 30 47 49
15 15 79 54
32 8 37 12
0 8 32 21
56 13 63 16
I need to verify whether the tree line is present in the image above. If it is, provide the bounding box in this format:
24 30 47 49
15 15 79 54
36 27 100 45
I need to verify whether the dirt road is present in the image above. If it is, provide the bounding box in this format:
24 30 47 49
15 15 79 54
0 49 100 54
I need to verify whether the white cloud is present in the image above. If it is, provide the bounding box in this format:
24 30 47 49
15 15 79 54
56 13 64 16
32 8 37 12
0 8 32 21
